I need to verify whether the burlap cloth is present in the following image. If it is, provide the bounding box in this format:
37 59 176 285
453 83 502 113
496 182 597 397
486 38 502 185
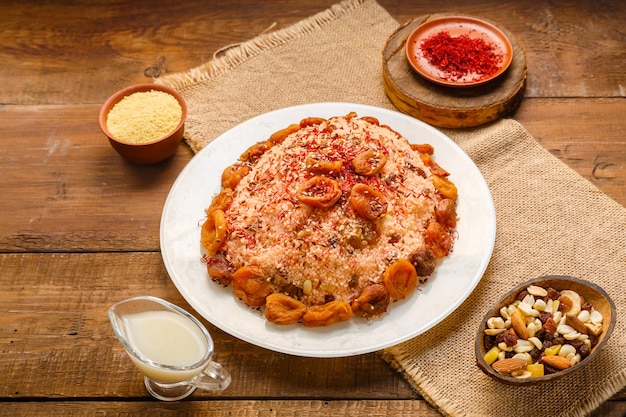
157 0 626 415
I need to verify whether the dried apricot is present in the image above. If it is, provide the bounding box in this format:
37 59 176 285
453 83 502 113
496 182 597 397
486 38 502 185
383 259 417 299
268 123 300 145
265 293 307 325
348 183 387 221
201 209 227 256
421 153 449 176
299 117 326 128
231 265 272 307
358 116 380 125
410 143 434 155
431 175 458 201
207 188 233 213
240 141 269 162
302 300 352 327
305 153 342 175
351 283 390 318
221 163 250 189
352 149 388 176
296 176 342 209
424 221 453 259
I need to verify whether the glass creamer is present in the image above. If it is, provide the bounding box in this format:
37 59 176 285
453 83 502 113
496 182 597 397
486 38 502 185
109 296 231 401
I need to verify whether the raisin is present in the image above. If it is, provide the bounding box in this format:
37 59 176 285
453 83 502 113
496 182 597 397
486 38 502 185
535 327 546 340
543 317 557 334
542 339 553 350
553 336 565 346
544 364 560 374
502 328 518 347
544 332 554 342
504 351 515 359
495 331 507 344
539 311 553 324
589 334 599 349
569 340 584 350
579 345 591 358
516 290 529 301
558 295 573 312
582 302 593 311
530 347 542 362
547 288 560 300
483 334 496 351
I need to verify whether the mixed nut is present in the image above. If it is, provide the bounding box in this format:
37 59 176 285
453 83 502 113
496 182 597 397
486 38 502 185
482 284 604 379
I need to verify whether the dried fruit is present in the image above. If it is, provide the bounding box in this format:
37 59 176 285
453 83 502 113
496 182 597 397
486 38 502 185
302 300 352 327
559 290 582 316
527 363 545 377
483 346 500 365
265 293 307 325
483 283 605 379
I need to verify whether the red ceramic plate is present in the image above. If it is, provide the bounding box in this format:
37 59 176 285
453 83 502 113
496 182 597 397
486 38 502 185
405 16 513 87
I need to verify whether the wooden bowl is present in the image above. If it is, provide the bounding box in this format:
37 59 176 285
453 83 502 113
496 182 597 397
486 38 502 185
99 83 187 165
475 275 616 385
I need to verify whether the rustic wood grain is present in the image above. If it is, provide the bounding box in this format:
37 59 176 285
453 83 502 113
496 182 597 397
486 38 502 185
1 1 622 105
0 0 624 415
0 253 413 399
0 401 447 417
1 400 624 417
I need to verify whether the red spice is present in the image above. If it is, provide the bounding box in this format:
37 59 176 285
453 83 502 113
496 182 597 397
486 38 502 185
419 30 503 81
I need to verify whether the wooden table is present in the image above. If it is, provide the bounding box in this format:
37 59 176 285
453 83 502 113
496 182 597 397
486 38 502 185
1 1 624 415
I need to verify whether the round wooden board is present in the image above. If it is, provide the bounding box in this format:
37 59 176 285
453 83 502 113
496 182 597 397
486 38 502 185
383 13 528 128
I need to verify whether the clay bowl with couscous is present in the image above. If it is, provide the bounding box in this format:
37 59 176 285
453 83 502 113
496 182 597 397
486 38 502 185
475 275 615 385
99 83 187 164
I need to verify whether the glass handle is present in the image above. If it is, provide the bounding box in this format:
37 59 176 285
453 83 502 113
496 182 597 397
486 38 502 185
190 361 231 391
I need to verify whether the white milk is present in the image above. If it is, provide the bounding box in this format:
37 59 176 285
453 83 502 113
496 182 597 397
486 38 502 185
123 310 208 383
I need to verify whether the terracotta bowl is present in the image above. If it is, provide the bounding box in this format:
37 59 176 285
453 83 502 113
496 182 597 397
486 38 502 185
475 275 615 385
405 15 513 88
99 83 187 165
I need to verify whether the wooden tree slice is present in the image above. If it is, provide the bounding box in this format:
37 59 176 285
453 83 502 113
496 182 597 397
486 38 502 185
383 14 528 128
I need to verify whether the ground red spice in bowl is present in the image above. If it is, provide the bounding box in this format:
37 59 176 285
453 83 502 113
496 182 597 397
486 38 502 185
419 30 504 82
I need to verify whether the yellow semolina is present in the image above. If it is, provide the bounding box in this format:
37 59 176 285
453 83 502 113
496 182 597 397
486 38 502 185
106 90 182 144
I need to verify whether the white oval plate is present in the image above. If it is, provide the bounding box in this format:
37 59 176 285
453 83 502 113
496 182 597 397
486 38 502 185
160 102 496 357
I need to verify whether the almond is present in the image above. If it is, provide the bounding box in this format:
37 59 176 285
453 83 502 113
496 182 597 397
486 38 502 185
541 355 572 370
511 311 529 340
565 313 588 334
492 357 527 374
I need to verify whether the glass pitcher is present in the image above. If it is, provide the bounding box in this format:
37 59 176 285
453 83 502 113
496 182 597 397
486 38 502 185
108 296 231 401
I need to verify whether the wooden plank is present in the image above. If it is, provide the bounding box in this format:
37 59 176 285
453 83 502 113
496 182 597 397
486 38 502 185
0 104 192 252
0 0 340 105
0 400 624 417
0 400 446 417
0 253 413 399
0 1 623 105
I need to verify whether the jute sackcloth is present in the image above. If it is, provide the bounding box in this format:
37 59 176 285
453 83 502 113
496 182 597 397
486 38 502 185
157 0 626 416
